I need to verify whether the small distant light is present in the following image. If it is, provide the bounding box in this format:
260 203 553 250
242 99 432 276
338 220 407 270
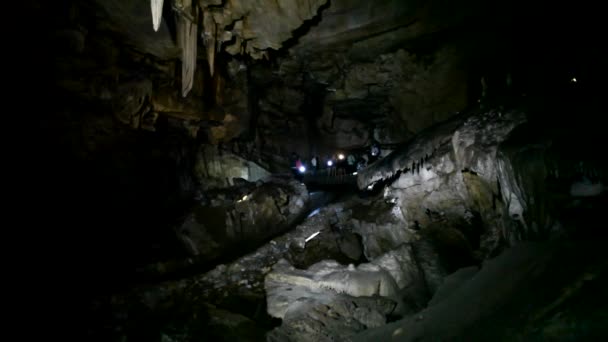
367 185 373 190
571 77 577 83
338 154 345 160
298 166 306 173
242 195 248 201
352 172 358 175
327 160 333 166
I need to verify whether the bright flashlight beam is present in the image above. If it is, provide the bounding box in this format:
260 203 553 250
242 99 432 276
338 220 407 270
305 231 321 243
327 161 333 166
338 154 345 160
298 166 306 173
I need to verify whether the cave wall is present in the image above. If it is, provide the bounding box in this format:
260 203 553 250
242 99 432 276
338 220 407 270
29 0 608 302
35 0 543 176
194 144 270 190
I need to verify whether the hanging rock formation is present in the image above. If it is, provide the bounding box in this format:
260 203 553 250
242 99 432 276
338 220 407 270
176 0 198 97
150 0 164 31
202 9 216 76
198 0 328 65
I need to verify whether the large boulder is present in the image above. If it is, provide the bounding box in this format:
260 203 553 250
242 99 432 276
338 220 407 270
265 259 402 320
194 145 271 190
357 109 528 257
264 258 400 340
285 229 365 269
176 177 309 262
348 198 415 260
354 241 608 341
267 294 396 342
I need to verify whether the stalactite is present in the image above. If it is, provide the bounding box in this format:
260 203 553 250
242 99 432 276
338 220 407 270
151 0 164 31
203 10 216 76
177 0 197 97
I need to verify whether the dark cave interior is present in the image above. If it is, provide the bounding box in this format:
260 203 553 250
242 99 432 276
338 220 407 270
23 0 607 340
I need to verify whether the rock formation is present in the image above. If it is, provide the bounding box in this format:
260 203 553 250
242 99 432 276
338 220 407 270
29 0 608 341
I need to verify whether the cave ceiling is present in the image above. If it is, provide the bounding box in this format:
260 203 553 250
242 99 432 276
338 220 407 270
94 0 493 63
46 0 524 163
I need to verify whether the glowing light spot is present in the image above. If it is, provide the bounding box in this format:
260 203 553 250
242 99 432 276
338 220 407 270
242 195 248 201
327 160 333 166
367 185 373 190
571 77 577 83
352 172 357 175
338 154 345 160
298 166 306 173
307 208 321 218
305 231 321 242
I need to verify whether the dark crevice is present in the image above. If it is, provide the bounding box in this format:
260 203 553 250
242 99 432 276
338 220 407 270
205 0 228 10
224 15 245 31
274 0 332 56
462 168 478 175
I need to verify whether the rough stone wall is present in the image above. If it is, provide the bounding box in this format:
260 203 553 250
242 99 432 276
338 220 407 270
194 145 270 190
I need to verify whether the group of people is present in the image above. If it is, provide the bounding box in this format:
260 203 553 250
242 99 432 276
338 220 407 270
289 142 382 179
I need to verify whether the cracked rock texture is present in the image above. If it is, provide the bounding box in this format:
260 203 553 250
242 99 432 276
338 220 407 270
358 109 527 257
176 176 309 262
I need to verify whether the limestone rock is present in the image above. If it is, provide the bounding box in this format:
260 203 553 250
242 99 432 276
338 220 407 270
286 230 364 269
370 244 419 290
354 241 608 341
349 199 414 260
105 77 153 128
427 266 478 307
194 145 270 190
93 0 180 59
264 257 402 340
175 177 309 262
200 0 328 59
357 109 527 257
267 295 395 342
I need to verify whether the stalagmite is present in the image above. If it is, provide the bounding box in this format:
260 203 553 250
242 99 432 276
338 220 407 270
202 10 216 76
177 0 197 97
151 0 164 32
